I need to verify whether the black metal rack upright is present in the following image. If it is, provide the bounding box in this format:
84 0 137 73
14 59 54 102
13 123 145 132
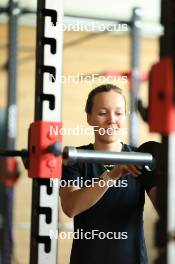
154 1 175 263
29 1 63 263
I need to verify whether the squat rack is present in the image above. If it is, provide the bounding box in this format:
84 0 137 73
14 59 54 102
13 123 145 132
24 0 175 263
0 3 142 263
0 0 175 264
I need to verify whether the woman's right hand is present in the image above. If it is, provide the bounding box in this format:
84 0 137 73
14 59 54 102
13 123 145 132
107 164 142 180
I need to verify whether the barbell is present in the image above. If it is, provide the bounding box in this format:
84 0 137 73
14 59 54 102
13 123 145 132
0 141 161 173
62 141 161 173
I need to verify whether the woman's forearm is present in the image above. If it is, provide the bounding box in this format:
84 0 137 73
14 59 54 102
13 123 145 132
60 172 111 217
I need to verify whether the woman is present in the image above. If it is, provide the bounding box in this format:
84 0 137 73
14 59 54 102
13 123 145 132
60 84 157 264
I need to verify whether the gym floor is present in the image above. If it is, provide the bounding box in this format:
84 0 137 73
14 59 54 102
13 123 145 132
0 23 160 264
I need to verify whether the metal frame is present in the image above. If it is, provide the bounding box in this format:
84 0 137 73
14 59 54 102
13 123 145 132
29 1 63 263
155 1 175 263
0 1 18 263
0 1 37 263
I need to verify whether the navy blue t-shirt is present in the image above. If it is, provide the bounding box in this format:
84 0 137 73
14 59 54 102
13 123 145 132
61 143 156 264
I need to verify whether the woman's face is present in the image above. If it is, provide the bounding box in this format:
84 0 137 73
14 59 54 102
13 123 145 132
87 91 126 143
